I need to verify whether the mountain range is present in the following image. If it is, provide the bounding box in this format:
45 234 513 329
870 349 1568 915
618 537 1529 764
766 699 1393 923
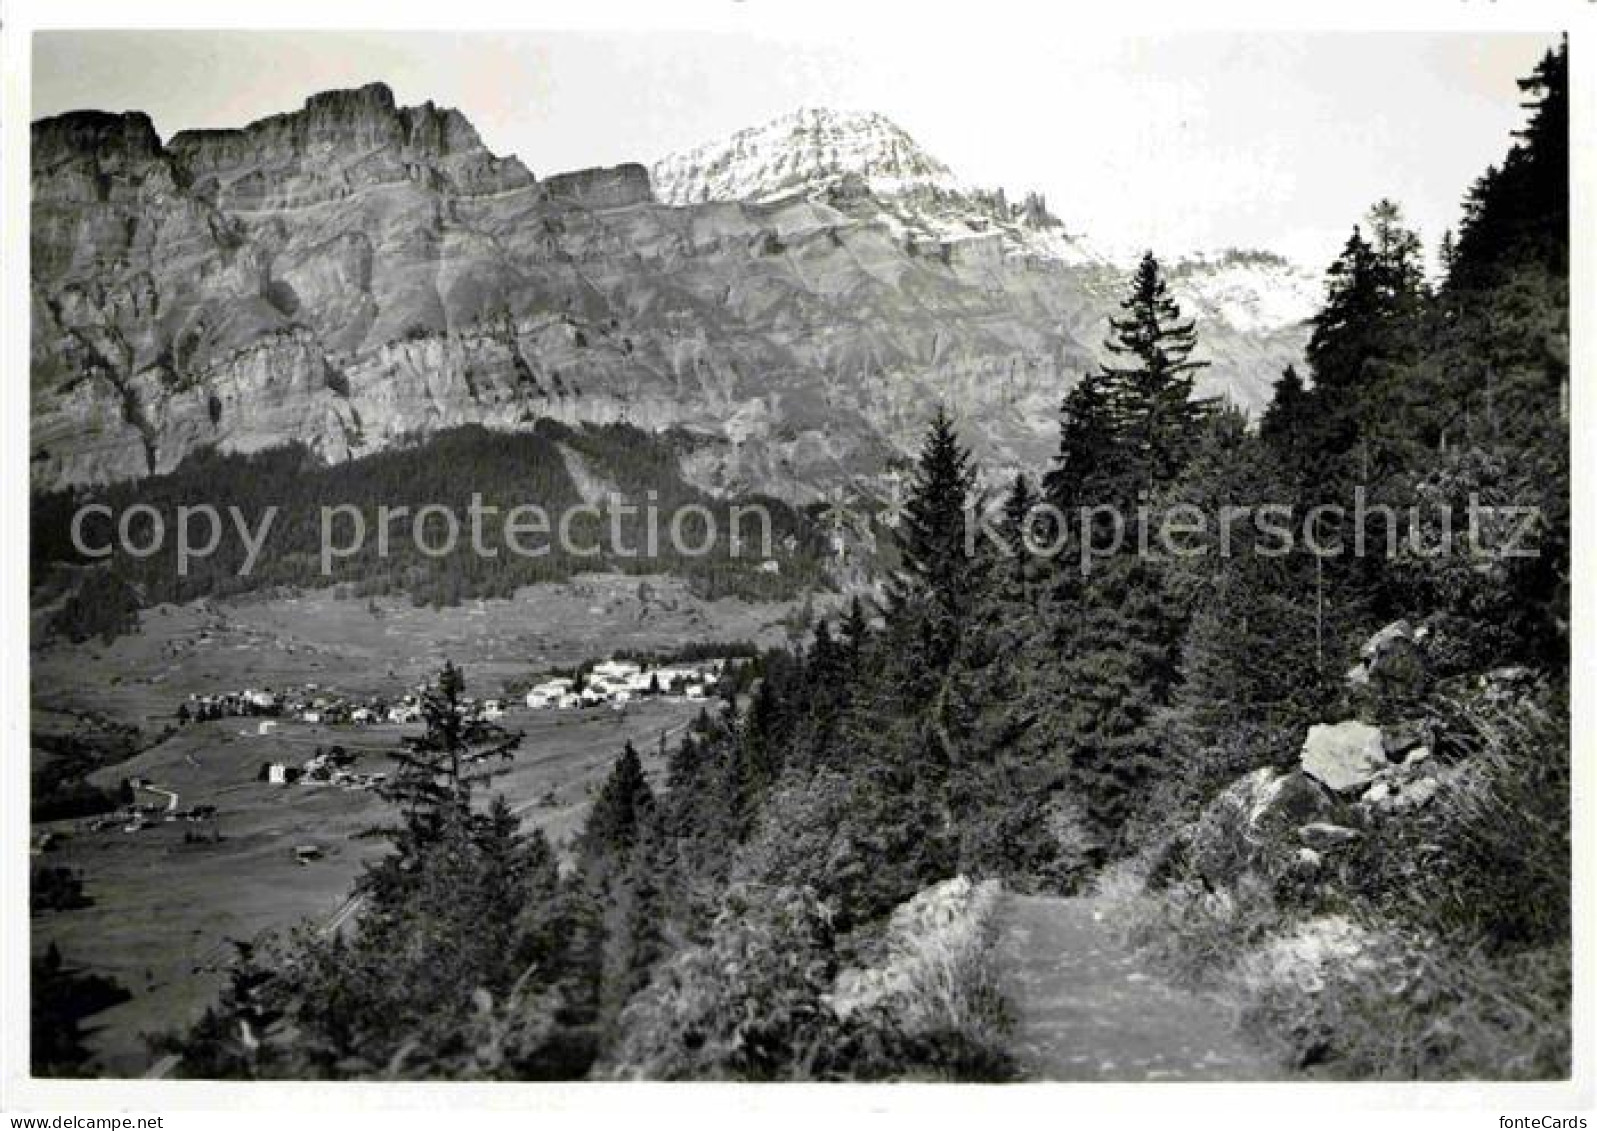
31 85 1319 502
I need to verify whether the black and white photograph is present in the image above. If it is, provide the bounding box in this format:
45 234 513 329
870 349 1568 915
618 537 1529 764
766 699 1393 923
3 1 1591 1123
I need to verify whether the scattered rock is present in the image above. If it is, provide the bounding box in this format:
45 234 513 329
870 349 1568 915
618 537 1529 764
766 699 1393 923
1293 847 1323 871
1352 619 1431 692
1395 777 1440 809
1301 720 1388 792
1298 822 1362 849
1362 772 1442 814
1241 915 1377 996
1402 745 1432 766
1360 619 1414 661
1480 665 1537 702
1381 719 1431 759
1247 769 1331 834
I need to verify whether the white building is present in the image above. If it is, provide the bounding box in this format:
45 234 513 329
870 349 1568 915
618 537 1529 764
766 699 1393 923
591 659 641 683
526 678 575 709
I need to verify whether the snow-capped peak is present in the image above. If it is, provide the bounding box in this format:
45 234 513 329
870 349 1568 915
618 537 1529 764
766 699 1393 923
651 109 1318 332
1168 250 1323 334
652 106 1103 265
651 106 965 206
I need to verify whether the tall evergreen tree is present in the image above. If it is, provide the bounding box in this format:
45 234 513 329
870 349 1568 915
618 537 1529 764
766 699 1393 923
1044 370 1122 515
1450 40 1567 289
885 406 982 676
579 742 655 868
1259 365 1311 474
360 661 523 908
1099 252 1212 494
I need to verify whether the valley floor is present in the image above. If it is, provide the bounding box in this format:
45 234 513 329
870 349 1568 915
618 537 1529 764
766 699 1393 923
29 575 826 1075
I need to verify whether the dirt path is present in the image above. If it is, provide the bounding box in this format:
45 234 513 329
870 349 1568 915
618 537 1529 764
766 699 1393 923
995 893 1279 1081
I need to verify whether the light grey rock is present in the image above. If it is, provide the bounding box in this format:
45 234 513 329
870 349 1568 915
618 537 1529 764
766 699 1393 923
1298 822 1363 849
1301 720 1388 792
1360 619 1414 661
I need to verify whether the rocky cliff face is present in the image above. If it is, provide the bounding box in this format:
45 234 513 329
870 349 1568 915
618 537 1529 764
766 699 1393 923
31 86 1312 501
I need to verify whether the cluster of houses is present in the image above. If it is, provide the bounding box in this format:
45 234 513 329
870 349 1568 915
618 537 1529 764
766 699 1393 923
182 656 726 743
184 683 512 730
258 746 388 792
525 658 719 711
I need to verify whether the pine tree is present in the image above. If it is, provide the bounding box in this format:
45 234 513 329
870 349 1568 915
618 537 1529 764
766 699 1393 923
1099 252 1212 494
1306 225 1383 399
1162 414 1349 804
997 473 1044 604
1451 40 1567 290
580 742 655 867
886 406 982 676
360 661 523 909
841 596 872 670
1044 370 1122 514
1299 203 1429 490
1259 365 1311 471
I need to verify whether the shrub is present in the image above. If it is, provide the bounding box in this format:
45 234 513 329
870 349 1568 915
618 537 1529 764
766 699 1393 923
1330 683 1569 948
1240 923 1570 1079
604 884 843 1080
828 877 1015 1080
31 865 89 913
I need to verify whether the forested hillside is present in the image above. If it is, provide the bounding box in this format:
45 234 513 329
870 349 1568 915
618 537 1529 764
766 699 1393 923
140 43 1568 1082
32 419 828 639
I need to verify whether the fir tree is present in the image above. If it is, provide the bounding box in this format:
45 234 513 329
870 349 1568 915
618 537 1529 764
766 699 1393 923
886 406 982 676
1259 365 1311 473
1044 371 1122 515
580 742 655 867
360 661 523 908
1099 252 1212 494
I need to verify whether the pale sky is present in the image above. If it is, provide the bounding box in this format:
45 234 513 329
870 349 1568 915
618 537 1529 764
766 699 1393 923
32 29 1556 269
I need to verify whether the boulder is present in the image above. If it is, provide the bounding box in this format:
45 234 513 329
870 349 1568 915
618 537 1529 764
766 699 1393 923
1241 915 1378 997
1395 778 1441 809
1249 770 1332 835
1480 665 1537 703
1176 767 1330 889
1381 719 1431 758
1360 619 1414 661
1301 720 1389 792
1402 745 1433 766
1355 619 1431 693
1298 822 1362 850
1361 770 1443 814
1294 847 1324 871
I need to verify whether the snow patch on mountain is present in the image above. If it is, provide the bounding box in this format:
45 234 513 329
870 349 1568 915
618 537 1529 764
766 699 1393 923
654 108 1319 333
653 107 1102 267
1169 251 1322 334
652 106 965 205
